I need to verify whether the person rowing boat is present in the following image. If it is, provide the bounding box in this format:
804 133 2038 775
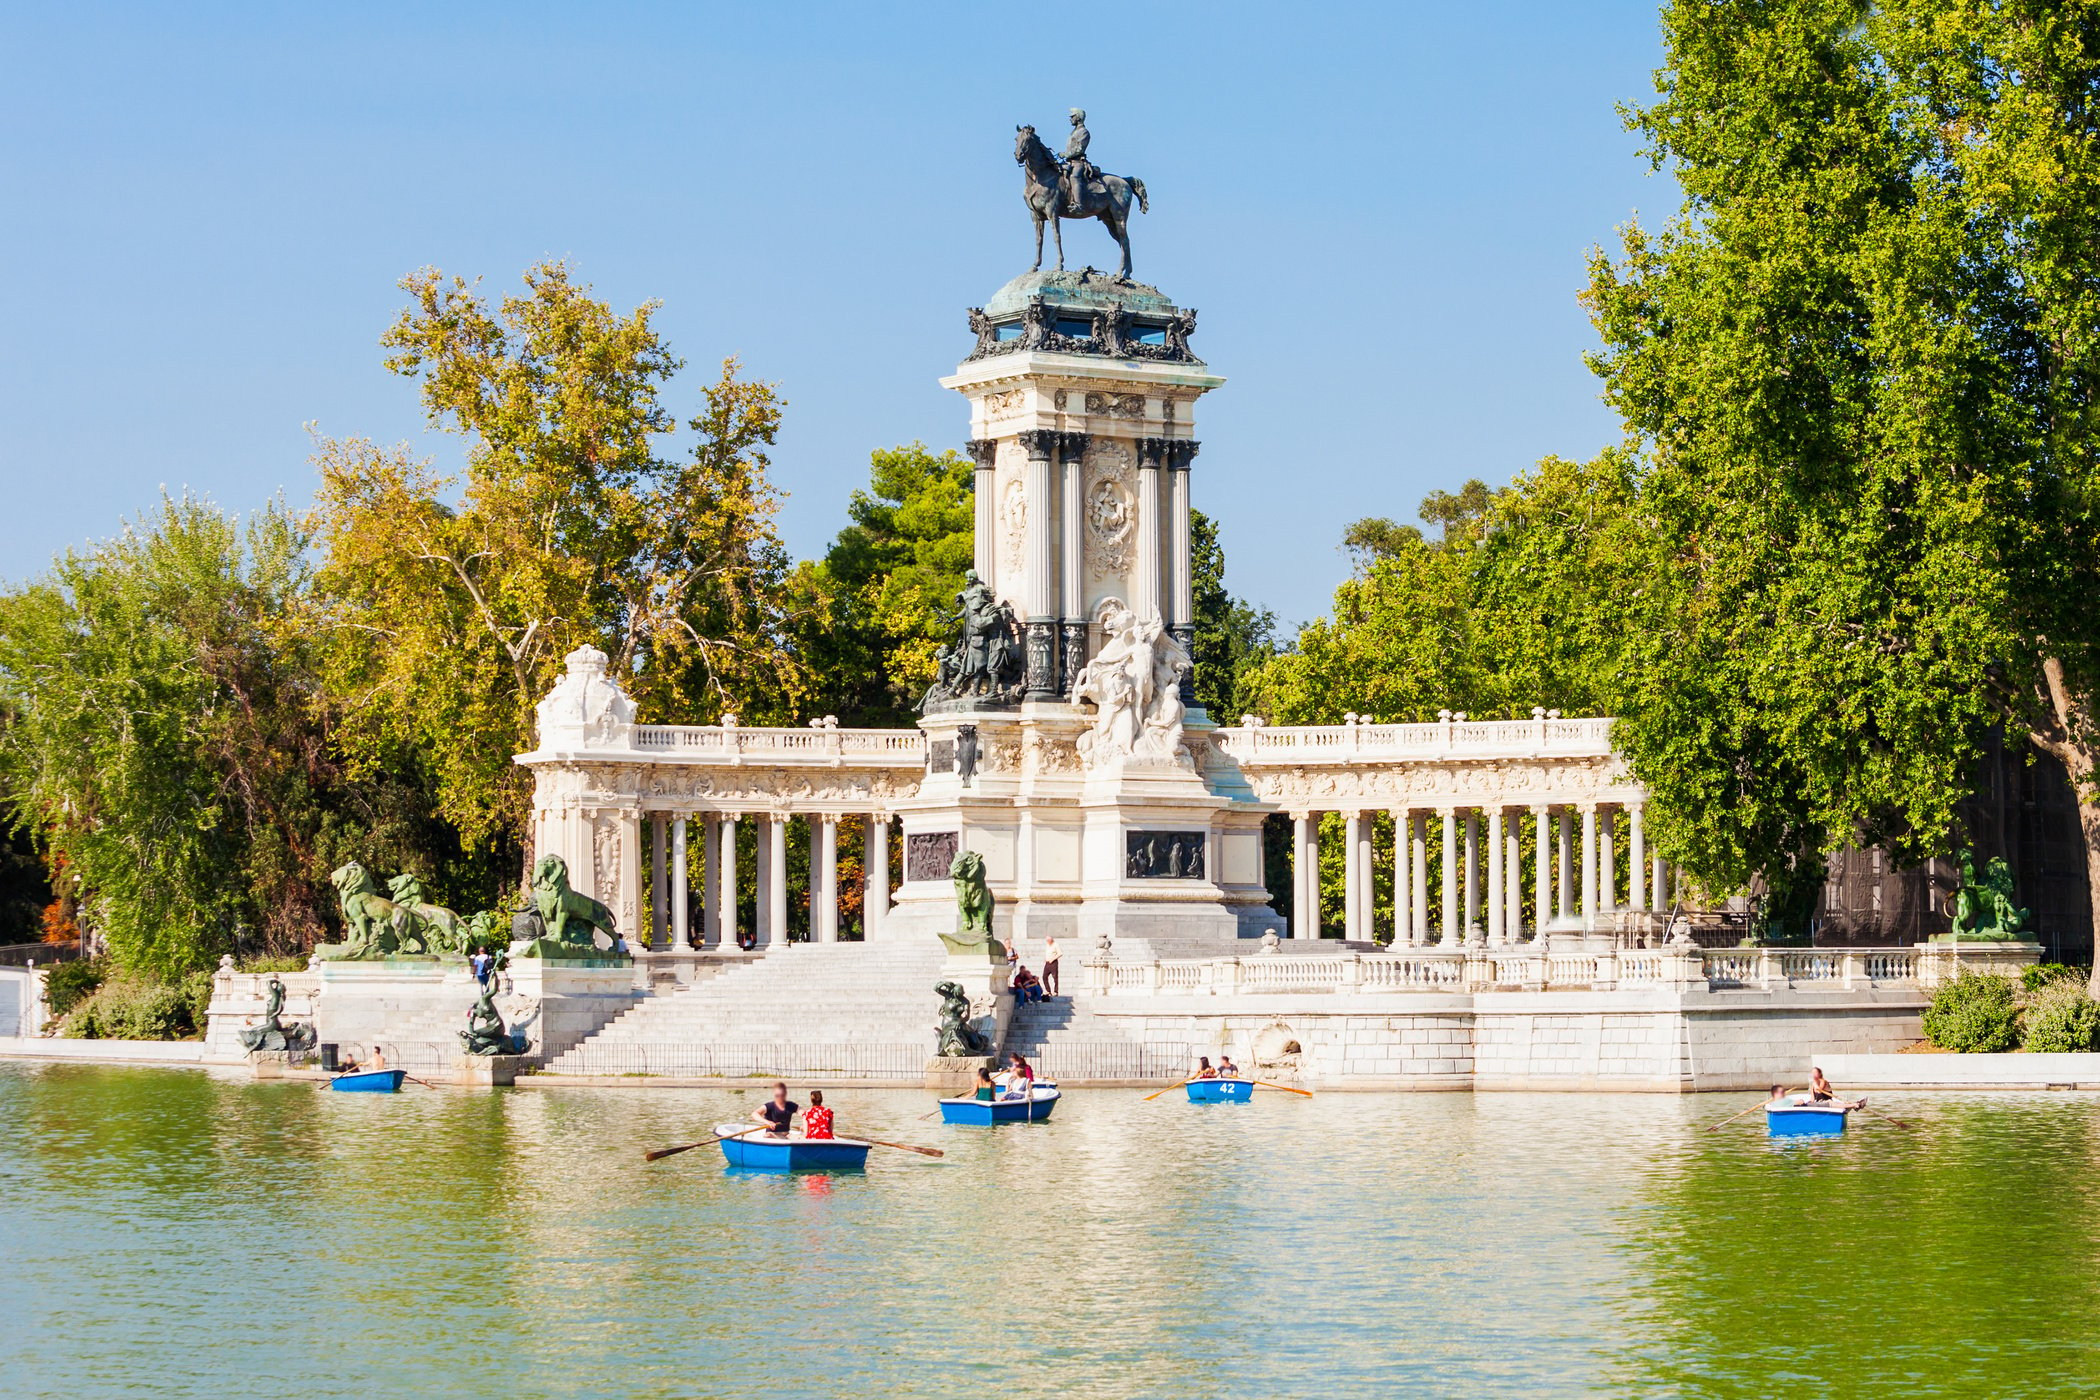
1807 1066 1863 1109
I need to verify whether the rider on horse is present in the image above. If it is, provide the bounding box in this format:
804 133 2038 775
1061 108 1096 216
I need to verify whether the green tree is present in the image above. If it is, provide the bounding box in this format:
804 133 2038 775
0 497 459 977
1582 0 2100 959
1188 509 1277 721
1249 455 1644 725
307 262 803 850
796 444 976 725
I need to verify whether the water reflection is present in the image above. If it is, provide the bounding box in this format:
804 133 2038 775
2 1066 2097 1398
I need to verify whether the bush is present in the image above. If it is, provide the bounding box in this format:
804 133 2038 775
2022 963 2088 994
1922 971 2021 1053
2022 980 2100 1053
63 974 201 1041
42 957 106 1017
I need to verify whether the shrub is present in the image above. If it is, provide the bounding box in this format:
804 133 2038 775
2022 980 2100 1054
63 974 200 1041
42 957 106 1017
1922 971 2021 1053
2021 963 2088 994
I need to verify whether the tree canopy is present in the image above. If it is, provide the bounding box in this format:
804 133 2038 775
1585 0 2100 943
306 263 803 849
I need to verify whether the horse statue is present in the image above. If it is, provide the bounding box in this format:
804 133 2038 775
1015 124 1148 280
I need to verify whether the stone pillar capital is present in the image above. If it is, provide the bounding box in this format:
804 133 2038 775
964 437 997 469
1017 428 1058 460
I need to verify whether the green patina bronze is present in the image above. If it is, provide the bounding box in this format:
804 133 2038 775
934 980 991 1056
1940 847 2032 942
315 861 470 960
511 855 627 962
936 849 1006 960
238 975 316 1052
459 979 525 1056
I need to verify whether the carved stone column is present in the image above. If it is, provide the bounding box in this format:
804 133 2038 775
817 815 839 943
1487 808 1505 945
1389 809 1414 947
966 438 996 581
671 816 689 949
1292 812 1319 939
717 815 740 949
1167 441 1198 705
767 816 788 947
865 814 890 940
1581 804 1599 932
1600 807 1618 918
1410 810 1429 942
1533 805 1552 942
1440 809 1459 945
1628 803 1647 912
1057 431 1089 693
1018 429 1059 699
1135 437 1165 619
700 814 719 946
1344 810 1370 941
754 817 773 947
650 813 669 950
1463 809 1481 946
1557 809 1574 923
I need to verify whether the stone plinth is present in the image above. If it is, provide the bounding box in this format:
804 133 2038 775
924 1054 996 1092
505 956 646 1064
453 1054 527 1087
310 957 476 1058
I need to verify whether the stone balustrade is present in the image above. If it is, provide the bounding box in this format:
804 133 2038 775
1080 941 2037 998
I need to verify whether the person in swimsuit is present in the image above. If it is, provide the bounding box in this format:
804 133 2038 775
752 1081 799 1136
973 1067 997 1102
803 1089 835 1139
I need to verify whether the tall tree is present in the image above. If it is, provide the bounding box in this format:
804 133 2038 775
795 444 976 726
0 497 458 976
1584 0 2100 962
1188 509 1277 721
307 263 803 849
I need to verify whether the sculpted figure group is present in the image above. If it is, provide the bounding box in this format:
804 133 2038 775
318 854 620 962
923 571 1024 710
1071 600 1192 768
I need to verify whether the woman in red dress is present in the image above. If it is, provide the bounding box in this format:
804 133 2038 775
803 1089 835 1139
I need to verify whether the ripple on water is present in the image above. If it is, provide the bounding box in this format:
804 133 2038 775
2 1066 2098 1399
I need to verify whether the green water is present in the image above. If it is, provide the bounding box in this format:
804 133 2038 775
2 1066 2098 1399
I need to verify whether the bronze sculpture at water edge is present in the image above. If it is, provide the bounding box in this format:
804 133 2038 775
934 980 991 1057
237 975 316 1053
1015 118 1148 279
460 979 525 1056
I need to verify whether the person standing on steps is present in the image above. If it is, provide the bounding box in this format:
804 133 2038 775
751 1081 799 1136
1041 935 1062 997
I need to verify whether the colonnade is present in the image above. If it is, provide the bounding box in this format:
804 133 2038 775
1286 803 1672 943
637 811 894 951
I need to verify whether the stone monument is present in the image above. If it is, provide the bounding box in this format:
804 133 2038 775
879 178 1280 953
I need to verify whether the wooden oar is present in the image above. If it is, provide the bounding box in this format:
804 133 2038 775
1249 1079 1312 1097
1850 1099 1913 1130
1706 1089 1800 1132
857 1138 945 1158
402 1074 443 1091
644 1128 752 1163
1142 1077 1198 1102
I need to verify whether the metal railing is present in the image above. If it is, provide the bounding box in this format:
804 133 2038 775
1030 1041 1197 1083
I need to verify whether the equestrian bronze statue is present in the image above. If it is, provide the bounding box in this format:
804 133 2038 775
1014 115 1148 280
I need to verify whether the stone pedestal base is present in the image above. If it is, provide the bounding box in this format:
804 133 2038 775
924 1055 995 1092
247 1049 297 1080
454 1053 526 1087
505 957 646 1064
312 957 476 1058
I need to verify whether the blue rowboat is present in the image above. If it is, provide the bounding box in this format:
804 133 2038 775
330 1069 406 1093
1185 1077 1255 1104
936 1084 1062 1125
714 1124 872 1171
1765 1101 1850 1136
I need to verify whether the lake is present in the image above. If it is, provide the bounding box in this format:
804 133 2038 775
2 1064 2097 1398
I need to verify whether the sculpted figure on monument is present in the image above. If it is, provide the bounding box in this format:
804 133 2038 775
1015 118 1149 279
1072 600 1193 768
510 855 625 958
386 872 469 955
238 975 317 1053
318 861 417 959
934 980 992 1056
460 978 525 1056
921 570 1023 710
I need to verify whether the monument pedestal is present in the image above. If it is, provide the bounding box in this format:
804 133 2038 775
453 1053 527 1087
504 954 645 1064
311 957 475 1056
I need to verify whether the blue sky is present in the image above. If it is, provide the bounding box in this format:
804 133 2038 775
0 1 1671 627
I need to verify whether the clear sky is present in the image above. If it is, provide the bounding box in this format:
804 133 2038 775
0 1 1671 628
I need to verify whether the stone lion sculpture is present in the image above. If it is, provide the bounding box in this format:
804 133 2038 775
934 980 990 1057
512 855 620 952
387 872 469 955
326 861 419 957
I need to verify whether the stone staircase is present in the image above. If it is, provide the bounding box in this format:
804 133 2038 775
545 941 948 1079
